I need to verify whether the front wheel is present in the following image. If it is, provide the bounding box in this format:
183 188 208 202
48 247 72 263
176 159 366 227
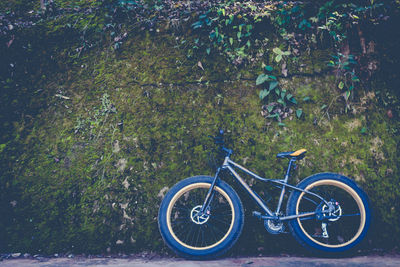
287 173 371 254
158 176 244 259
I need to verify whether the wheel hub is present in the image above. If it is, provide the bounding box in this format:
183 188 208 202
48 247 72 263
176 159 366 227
322 201 342 221
190 205 210 225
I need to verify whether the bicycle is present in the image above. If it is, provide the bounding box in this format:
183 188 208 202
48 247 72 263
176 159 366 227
158 130 371 259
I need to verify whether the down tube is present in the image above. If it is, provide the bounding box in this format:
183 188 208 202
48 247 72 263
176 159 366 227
226 165 274 216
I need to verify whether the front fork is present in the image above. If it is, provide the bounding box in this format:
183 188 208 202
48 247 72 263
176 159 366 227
200 167 221 214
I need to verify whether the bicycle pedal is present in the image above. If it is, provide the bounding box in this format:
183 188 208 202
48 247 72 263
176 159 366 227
252 211 262 219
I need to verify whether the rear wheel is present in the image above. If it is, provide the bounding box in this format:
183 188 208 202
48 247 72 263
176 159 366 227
287 173 370 254
158 176 244 259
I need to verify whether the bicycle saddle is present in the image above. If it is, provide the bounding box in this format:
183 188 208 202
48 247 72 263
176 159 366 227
277 149 307 159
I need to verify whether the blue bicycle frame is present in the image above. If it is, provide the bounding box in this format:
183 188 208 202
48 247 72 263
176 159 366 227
201 149 330 221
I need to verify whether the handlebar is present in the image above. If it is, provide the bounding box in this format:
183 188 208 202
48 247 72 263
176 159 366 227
209 129 224 144
208 129 233 157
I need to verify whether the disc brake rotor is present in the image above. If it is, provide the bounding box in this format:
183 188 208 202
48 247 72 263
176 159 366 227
190 205 210 225
322 201 342 221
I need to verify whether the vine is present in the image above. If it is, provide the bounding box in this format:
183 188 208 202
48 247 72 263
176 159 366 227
1 0 399 130
188 0 399 124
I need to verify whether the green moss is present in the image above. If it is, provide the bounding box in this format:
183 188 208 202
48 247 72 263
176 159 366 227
1 29 399 254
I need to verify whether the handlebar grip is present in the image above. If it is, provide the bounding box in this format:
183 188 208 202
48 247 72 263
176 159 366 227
209 129 225 145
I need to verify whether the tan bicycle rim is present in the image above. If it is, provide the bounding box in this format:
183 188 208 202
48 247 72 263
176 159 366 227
296 179 366 248
166 183 235 250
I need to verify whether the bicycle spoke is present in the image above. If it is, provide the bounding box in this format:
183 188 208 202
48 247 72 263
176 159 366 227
296 182 364 247
201 225 205 247
194 225 202 247
167 184 234 249
339 213 360 217
207 221 226 236
208 223 218 244
211 216 231 226
190 225 199 246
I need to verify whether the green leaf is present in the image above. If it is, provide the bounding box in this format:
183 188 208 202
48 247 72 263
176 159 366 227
206 48 211 55
345 90 351 100
273 47 282 54
360 127 367 134
269 81 279 91
267 105 274 112
321 104 327 110
338 81 344 89
275 54 282 62
278 122 286 127
0 143 6 153
277 98 285 105
267 113 279 118
246 40 251 48
275 87 280 96
265 65 273 72
237 31 241 39
259 89 270 100
256 74 269 85
282 51 291 56
286 93 293 100
290 97 297 104
296 109 303 118
209 32 216 39
303 96 310 101
229 37 233 45
191 21 203 29
280 90 286 99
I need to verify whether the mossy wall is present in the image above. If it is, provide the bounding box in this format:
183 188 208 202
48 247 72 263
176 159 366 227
1 30 399 255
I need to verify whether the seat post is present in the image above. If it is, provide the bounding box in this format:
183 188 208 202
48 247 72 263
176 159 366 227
284 159 295 182
276 159 296 214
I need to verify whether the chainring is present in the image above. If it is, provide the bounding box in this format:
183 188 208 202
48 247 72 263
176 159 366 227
264 219 285 234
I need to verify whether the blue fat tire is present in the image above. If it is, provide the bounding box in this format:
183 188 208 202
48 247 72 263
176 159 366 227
158 176 244 259
286 173 371 255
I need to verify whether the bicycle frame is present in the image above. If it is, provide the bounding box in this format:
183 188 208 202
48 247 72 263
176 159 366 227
201 154 330 221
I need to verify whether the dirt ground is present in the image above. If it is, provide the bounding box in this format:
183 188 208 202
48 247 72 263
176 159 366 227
1 255 400 267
